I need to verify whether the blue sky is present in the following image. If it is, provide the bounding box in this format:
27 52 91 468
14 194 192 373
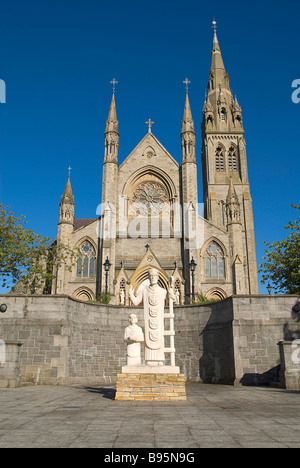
0 0 299 294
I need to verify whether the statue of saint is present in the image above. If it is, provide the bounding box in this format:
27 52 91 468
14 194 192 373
120 288 125 305
124 314 144 366
129 269 175 366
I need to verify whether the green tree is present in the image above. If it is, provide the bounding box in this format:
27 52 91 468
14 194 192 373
0 203 76 293
260 205 300 294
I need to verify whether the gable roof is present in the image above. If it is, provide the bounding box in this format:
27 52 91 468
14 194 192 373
119 132 180 169
73 218 98 232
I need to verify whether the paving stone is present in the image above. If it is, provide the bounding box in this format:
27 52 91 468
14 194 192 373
0 384 300 448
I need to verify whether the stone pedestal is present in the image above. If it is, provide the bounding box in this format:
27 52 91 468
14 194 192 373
278 340 300 390
115 373 187 401
0 341 23 388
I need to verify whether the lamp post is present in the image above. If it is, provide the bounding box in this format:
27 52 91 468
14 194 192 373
103 257 111 294
267 284 272 295
0 304 7 314
189 257 197 302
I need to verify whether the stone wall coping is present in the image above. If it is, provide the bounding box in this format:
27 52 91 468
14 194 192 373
1 293 298 309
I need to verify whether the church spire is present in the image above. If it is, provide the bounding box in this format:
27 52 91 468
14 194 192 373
104 85 119 163
181 80 196 163
182 88 195 134
208 22 230 94
203 22 244 134
211 23 225 74
105 91 119 135
59 172 75 225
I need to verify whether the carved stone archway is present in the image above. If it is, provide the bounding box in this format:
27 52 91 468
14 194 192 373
72 287 95 302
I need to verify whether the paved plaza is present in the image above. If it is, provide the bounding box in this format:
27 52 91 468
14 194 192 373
0 384 300 448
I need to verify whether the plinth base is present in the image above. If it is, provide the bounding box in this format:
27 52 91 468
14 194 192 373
115 373 187 401
122 365 180 374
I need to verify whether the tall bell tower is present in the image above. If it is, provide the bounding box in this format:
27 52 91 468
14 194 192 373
180 80 199 298
201 23 259 294
100 81 119 295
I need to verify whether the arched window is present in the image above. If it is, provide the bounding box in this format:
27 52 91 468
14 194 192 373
76 242 96 278
220 108 227 121
132 182 168 216
228 146 238 172
215 146 225 172
205 243 225 279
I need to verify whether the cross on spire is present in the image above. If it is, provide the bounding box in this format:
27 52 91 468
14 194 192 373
183 77 191 92
68 166 72 177
145 119 155 133
110 78 118 93
212 18 217 32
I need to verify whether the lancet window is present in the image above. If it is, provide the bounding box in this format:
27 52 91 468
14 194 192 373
228 146 238 172
205 243 225 279
76 241 96 278
215 146 225 172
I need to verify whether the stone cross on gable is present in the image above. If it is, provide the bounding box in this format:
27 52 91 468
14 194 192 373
145 119 155 133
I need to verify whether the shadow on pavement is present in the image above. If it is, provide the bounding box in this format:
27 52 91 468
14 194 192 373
84 387 116 400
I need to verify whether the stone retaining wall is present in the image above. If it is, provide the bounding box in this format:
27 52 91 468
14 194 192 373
0 294 298 386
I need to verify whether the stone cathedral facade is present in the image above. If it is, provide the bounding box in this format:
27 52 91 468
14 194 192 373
54 29 259 304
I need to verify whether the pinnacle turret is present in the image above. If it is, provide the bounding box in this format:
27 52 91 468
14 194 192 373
59 174 75 225
182 90 195 134
181 84 196 163
104 90 119 163
105 91 119 135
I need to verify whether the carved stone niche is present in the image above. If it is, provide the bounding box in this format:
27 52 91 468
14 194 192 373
142 146 157 160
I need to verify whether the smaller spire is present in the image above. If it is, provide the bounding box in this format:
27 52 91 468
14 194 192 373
181 84 196 163
104 85 119 163
61 173 74 205
233 95 242 112
182 83 195 134
105 91 119 135
59 173 75 225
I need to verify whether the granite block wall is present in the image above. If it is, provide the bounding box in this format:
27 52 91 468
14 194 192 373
0 294 298 387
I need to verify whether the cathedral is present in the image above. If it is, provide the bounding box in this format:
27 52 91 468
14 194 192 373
54 27 259 304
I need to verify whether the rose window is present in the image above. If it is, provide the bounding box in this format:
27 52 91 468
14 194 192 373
132 182 168 215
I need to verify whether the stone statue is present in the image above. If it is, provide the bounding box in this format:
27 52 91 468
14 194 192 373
129 268 176 367
124 314 144 366
120 289 125 305
175 289 180 305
